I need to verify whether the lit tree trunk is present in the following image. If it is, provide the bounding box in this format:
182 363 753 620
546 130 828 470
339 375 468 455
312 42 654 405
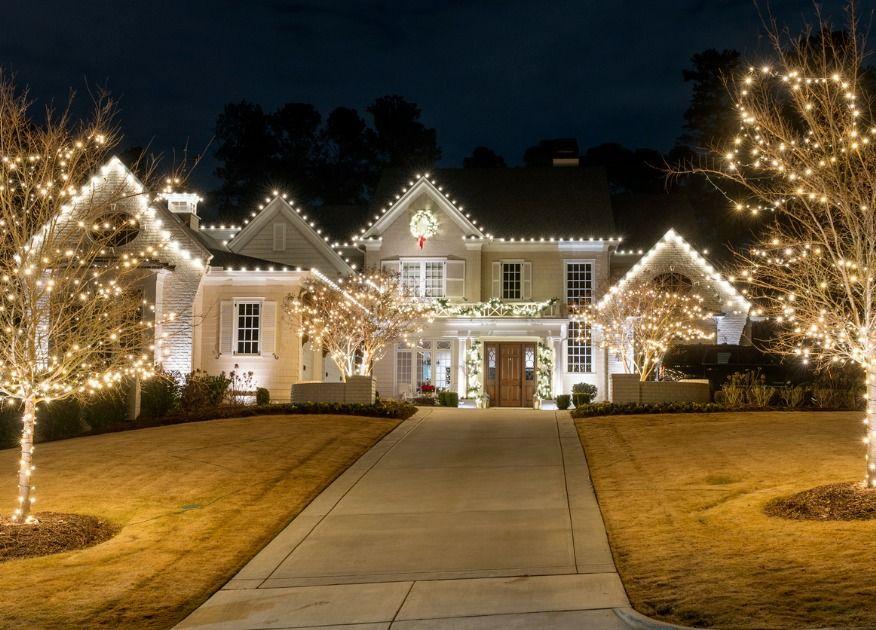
867 368 876 489
12 396 36 523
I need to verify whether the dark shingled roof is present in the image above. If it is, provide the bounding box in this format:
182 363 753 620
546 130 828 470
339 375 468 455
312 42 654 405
181 222 283 269
371 166 616 238
611 192 701 250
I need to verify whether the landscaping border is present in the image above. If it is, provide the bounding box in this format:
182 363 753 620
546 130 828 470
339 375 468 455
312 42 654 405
571 401 856 419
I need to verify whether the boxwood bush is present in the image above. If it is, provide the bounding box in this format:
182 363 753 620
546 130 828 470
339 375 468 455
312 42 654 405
556 395 571 410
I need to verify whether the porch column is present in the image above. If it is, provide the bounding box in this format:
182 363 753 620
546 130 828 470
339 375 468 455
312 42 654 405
457 338 467 397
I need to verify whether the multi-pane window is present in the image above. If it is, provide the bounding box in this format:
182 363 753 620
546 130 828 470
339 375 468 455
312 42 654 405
487 345 497 380
236 302 261 355
567 321 593 373
566 262 593 306
417 340 432 387
424 262 444 297
396 347 412 388
502 262 522 299
400 260 445 297
435 340 452 389
401 262 422 295
524 345 535 381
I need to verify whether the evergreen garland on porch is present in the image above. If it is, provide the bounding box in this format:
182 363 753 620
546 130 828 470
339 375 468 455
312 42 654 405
536 342 554 400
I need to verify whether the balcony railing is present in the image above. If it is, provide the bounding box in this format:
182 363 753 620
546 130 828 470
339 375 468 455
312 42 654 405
432 298 560 318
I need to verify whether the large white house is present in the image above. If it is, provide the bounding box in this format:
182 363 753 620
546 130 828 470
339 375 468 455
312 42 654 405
81 155 750 406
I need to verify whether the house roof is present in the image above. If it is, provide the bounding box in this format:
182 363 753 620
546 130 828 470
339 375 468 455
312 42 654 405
366 166 616 239
603 228 750 312
611 192 702 250
226 196 353 274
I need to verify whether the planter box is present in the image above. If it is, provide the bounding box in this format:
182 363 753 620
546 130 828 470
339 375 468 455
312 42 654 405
291 375 376 405
611 374 710 404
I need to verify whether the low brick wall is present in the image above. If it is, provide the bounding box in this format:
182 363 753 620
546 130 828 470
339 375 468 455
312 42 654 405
291 375 376 405
611 374 711 404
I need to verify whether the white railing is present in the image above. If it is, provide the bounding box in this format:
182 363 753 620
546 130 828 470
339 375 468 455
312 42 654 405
432 298 560 318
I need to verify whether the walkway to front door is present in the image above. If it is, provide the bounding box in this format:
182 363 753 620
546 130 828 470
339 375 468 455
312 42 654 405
179 408 632 629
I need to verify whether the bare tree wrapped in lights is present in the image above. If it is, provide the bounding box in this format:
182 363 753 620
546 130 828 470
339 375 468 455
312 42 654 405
0 76 173 523
285 269 432 378
687 12 876 487
572 278 713 382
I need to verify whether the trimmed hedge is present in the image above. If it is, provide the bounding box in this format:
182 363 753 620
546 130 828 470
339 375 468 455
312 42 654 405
570 400 854 419
572 401 737 418
556 395 571 410
442 391 459 407
155 400 418 425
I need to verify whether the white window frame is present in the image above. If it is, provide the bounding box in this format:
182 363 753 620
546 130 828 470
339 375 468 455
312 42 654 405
233 299 263 356
567 320 593 373
500 260 524 301
564 260 595 306
395 344 413 394
399 258 447 298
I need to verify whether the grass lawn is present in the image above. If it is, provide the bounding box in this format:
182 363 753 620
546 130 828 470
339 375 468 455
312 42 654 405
0 413 399 628
576 411 876 629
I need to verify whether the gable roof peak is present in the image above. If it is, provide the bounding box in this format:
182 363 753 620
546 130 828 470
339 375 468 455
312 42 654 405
605 227 750 312
227 195 354 274
356 173 486 241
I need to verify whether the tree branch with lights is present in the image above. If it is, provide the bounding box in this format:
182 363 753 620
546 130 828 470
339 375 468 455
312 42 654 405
0 75 178 524
681 9 876 488
285 268 432 379
572 278 714 382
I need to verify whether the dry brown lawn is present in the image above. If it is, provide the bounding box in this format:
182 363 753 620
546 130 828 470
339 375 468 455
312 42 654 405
577 411 876 629
0 414 399 628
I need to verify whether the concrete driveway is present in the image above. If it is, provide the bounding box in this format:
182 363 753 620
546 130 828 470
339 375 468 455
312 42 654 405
179 408 632 629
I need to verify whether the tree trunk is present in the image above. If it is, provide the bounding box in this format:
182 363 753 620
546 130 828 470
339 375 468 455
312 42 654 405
868 374 876 489
12 397 36 523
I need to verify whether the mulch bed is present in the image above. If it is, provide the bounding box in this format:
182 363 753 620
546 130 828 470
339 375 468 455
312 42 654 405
765 482 876 521
0 512 117 562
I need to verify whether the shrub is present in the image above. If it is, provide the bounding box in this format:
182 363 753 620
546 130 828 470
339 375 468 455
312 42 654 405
720 371 753 407
437 391 447 406
227 365 256 406
556 395 571 410
179 370 231 413
749 375 776 408
36 398 82 442
412 396 437 406
255 387 270 405
81 388 129 431
157 400 418 424
778 385 806 408
571 383 598 406
571 401 729 418
140 369 181 421
443 391 459 407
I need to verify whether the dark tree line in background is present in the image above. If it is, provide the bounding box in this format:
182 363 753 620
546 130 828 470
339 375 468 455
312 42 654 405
201 32 872 252
210 95 439 236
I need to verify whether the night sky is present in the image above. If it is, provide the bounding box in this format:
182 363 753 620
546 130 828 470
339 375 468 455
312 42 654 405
0 0 855 192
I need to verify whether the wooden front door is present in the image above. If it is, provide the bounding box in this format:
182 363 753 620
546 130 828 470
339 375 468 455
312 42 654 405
484 342 537 407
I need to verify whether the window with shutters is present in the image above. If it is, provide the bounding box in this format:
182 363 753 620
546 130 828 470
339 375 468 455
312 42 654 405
235 302 261 355
501 262 522 300
399 259 445 297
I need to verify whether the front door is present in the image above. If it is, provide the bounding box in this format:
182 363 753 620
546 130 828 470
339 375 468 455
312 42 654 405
484 342 537 407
